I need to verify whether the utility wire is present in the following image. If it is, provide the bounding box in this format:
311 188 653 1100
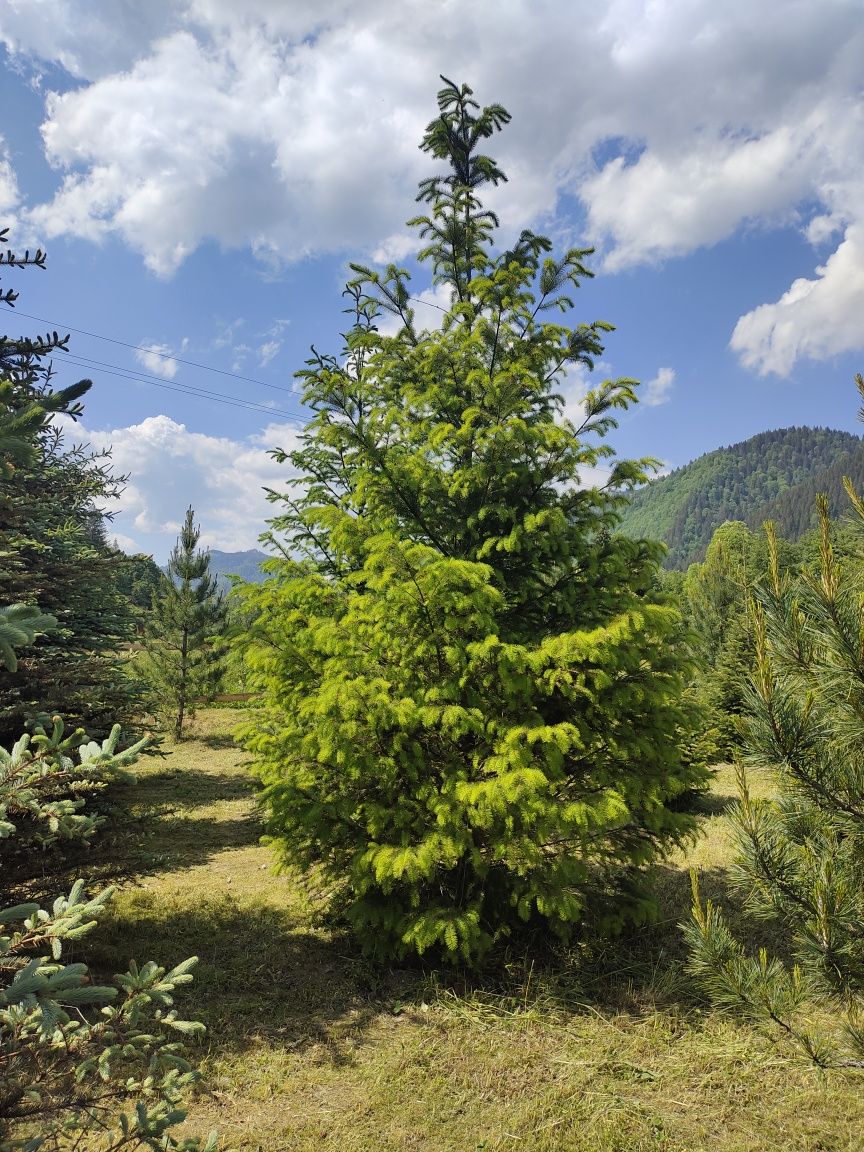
11 296 449 418
53 347 308 420
12 295 448 380
11 308 298 394
54 350 304 419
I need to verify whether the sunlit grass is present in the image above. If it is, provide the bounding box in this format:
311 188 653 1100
72 711 864 1151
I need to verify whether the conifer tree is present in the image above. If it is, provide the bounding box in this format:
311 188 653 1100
0 233 216 1151
0 671 217 1152
0 618 215 1152
0 229 142 741
687 385 864 1065
682 522 768 760
143 508 227 739
240 79 704 964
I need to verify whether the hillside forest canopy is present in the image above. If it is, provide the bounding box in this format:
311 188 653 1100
618 425 864 569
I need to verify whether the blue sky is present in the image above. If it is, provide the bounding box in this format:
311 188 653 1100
2 0 863 561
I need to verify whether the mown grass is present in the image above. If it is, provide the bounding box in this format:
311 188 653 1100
70 711 864 1151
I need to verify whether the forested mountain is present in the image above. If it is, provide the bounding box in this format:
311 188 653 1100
207 548 269 590
156 549 268 591
618 426 864 568
750 442 864 537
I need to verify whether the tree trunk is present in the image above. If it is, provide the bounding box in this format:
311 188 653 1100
175 624 189 740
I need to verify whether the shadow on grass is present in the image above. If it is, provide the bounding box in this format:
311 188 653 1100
685 790 735 818
403 858 795 1026
7 826 265 906
575 858 797 1012
193 731 240 751
30 851 790 1068
87 894 418 1066
90 810 263 884
13 713 790 1060
63 765 265 881
132 767 258 812
87 882 721 1067
137 810 260 855
6 789 264 901
53 854 793 1072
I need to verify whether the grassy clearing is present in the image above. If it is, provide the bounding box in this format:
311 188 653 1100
66 711 863 1151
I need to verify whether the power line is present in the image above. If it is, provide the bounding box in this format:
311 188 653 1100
12 296 450 419
54 350 304 420
411 295 449 313
54 346 308 420
12 308 298 394
57 356 294 418
13 294 449 376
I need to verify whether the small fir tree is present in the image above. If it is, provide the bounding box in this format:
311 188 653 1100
687 392 864 1065
682 521 768 761
240 78 704 964
681 520 805 762
143 508 227 739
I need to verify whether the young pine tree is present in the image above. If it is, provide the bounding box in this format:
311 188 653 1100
687 405 864 1065
239 78 704 964
143 508 226 740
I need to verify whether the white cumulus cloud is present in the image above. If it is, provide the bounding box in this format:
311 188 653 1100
2 0 863 371
581 126 817 272
76 413 302 557
135 342 180 379
0 139 21 221
642 367 675 407
730 224 864 376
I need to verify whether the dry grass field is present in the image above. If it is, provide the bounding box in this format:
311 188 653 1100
62 710 864 1151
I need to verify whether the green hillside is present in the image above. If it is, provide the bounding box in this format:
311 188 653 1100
159 549 270 592
618 426 863 568
750 440 864 537
207 548 270 592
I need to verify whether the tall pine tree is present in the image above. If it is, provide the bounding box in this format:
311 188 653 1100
142 508 226 739
240 79 704 964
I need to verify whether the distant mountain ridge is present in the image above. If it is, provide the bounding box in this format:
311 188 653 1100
617 426 864 569
206 548 270 591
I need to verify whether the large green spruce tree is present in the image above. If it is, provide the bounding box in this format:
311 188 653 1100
240 79 704 964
